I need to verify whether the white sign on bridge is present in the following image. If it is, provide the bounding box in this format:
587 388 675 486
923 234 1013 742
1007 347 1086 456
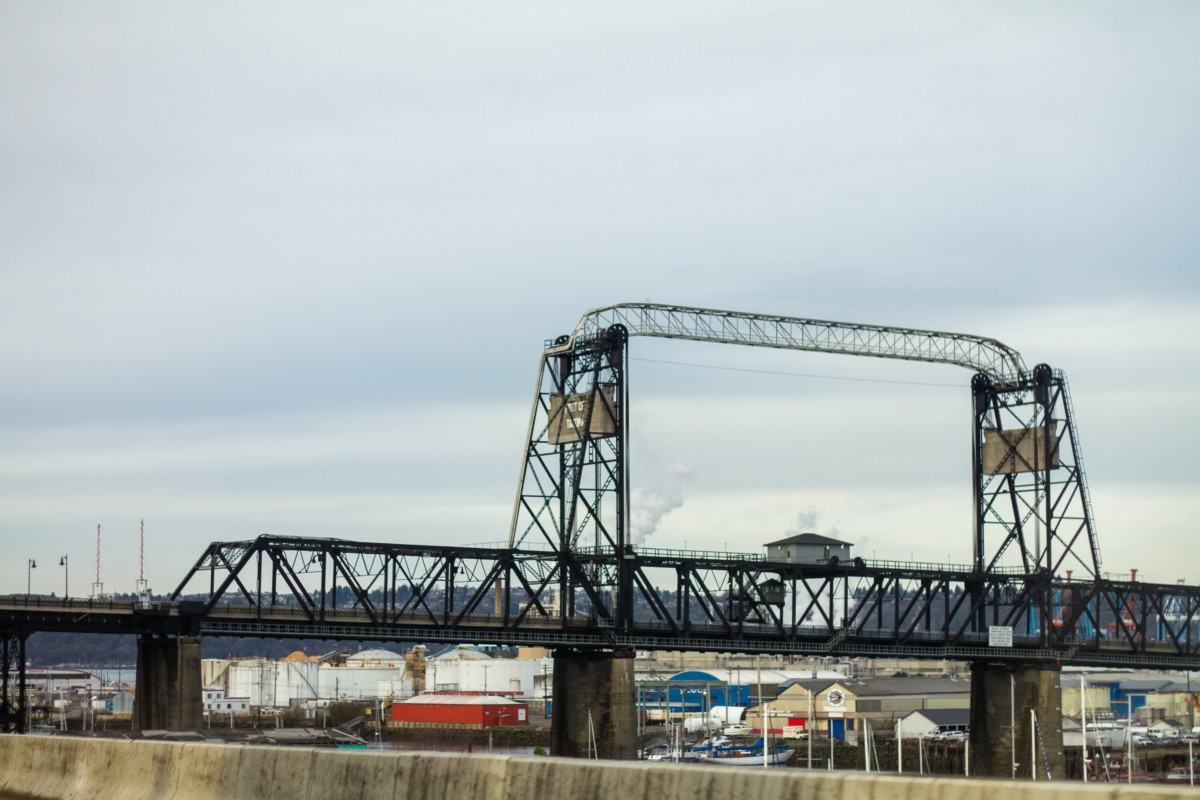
988 625 1014 648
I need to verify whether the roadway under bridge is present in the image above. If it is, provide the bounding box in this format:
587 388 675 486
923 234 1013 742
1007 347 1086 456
3 304 1198 778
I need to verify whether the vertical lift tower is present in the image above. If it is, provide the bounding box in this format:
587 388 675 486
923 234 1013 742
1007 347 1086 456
511 303 1101 773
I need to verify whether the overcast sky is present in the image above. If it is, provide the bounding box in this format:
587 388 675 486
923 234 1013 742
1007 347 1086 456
2 2 1198 596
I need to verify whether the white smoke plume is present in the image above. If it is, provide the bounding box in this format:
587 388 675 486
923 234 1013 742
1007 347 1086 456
787 505 841 539
630 461 694 545
790 506 821 533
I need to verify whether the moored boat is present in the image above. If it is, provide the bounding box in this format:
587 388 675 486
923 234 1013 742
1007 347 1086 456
688 734 731 758
1161 764 1199 784
707 738 794 766
1106 769 1156 783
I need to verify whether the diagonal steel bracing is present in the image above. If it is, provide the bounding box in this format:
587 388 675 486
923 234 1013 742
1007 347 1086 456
160 535 1200 669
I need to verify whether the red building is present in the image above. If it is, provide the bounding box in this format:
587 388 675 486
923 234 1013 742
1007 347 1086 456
391 693 529 727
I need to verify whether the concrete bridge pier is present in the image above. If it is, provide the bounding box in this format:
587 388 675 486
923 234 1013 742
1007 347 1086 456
133 634 203 731
969 661 1065 780
1 630 28 733
550 647 638 759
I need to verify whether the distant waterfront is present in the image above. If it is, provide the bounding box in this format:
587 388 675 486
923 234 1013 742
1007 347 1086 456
90 666 136 686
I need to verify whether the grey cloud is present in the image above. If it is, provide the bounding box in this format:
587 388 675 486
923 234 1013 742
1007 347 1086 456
2 2 1198 588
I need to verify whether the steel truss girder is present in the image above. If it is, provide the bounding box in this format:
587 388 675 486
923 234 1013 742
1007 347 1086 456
510 325 628 554
972 364 1103 580
168 536 1200 668
558 303 1027 381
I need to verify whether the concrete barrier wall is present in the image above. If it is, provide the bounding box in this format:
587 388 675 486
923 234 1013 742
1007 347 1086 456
0 736 1191 800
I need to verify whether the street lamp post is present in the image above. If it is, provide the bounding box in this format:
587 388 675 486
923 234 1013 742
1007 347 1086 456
27 559 36 596
59 555 68 599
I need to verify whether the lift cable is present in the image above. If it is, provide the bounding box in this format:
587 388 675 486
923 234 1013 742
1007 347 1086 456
629 356 962 389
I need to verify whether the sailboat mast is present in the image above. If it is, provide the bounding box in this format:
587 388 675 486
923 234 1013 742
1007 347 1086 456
1080 676 1089 782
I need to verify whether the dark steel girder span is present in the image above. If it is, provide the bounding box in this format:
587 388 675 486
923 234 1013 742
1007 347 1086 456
156 535 1200 670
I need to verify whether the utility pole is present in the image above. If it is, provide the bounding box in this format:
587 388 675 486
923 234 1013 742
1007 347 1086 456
807 688 813 769
1010 673 1017 779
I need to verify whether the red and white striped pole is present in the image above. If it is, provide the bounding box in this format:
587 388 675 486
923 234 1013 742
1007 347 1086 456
136 518 149 598
92 524 103 598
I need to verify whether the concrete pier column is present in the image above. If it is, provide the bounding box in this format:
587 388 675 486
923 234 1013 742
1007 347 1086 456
0 631 28 733
551 648 638 759
969 661 1064 779
133 635 203 731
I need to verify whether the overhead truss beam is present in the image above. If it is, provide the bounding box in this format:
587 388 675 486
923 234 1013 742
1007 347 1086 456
558 303 1028 382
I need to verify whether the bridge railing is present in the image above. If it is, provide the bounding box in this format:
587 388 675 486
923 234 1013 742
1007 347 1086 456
197 601 1045 647
0 595 171 612
571 547 1030 575
581 545 765 563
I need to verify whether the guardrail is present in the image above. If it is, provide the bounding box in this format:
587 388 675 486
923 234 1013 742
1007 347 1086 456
0 595 175 613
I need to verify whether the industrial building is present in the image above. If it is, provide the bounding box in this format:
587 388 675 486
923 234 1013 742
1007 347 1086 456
391 693 528 727
897 708 970 737
764 532 853 564
638 668 845 723
746 676 971 742
194 645 550 713
320 648 410 700
24 668 104 694
425 645 542 698
202 688 250 715
211 648 415 706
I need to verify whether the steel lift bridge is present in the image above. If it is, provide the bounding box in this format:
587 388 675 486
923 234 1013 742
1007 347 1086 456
160 303 1198 669
4 304 1199 751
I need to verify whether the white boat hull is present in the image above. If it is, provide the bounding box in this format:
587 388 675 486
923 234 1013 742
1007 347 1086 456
707 747 794 766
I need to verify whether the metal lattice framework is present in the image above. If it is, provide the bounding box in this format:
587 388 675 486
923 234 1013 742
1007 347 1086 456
509 303 1102 583
506 324 635 624
559 304 1028 381
156 535 1200 669
973 365 1104 580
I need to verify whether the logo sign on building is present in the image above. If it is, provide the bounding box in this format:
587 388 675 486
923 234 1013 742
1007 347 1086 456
826 689 845 707
547 385 617 444
988 626 1014 648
